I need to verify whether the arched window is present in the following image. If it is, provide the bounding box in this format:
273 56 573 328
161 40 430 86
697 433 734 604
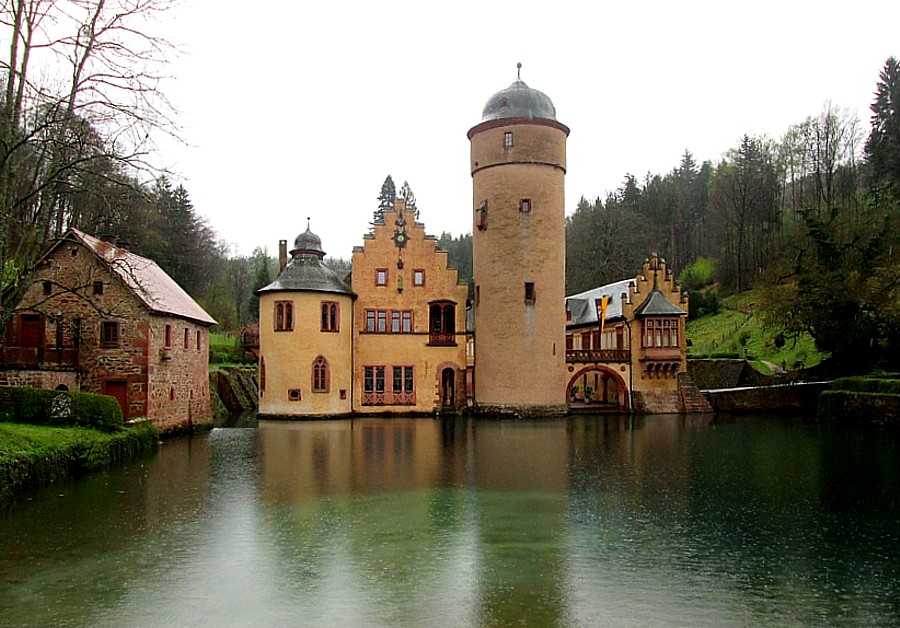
275 301 293 331
321 302 339 332
428 301 456 346
312 356 329 393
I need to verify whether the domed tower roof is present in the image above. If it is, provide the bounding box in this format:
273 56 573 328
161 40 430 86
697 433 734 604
256 221 352 296
292 222 324 259
481 63 557 122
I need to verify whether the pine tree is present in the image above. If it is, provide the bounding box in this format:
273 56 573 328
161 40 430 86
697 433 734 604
374 175 396 224
866 57 900 198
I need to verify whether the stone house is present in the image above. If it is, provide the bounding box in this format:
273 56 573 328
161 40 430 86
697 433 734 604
0 228 217 432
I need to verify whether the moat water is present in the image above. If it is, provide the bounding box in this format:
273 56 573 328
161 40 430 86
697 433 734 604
1 414 898 626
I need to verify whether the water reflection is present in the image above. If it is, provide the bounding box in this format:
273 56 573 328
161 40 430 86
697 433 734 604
0 415 898 626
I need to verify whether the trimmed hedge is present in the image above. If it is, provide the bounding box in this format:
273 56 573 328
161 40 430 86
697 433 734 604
0 422 158 502
831 377 900 395
0 387 123 432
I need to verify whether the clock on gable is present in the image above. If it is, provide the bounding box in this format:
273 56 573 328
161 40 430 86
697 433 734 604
393 214 408 248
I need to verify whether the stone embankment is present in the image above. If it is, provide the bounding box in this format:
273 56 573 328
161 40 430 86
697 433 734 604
209 367 258 420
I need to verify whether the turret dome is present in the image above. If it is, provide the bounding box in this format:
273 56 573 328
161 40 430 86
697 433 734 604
292 223 324 258
481 64 557 122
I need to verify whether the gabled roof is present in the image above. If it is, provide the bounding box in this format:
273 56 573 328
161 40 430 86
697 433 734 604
566 279 633 326
57 229 216 326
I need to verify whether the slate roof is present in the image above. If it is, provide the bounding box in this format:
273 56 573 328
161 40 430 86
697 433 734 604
565 279 634 327
482 78 558 122
64 229 217 326
633 288 687 317
257 256 352 295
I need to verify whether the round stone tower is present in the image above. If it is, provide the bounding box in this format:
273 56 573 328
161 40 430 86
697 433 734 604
468 65 569 415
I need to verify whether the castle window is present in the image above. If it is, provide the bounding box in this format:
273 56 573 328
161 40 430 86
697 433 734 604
376 268 388 286
519 199 531 213
100 321 119 348
392 366 414 395
196 330 201 351
402 310 413 333
642 318 679 348
312 356 329 393
524 282 536 305
259 358 266 393
43 281 52 295
364 366 386 394
93 281 104 295
275 301 293 331
366 309 413 333
566 334 573 351
429 302 456 345
288 389 302 401
183 328 190 349
321 302 339 332
413 269 425 286
165 324 172 348
504 131 514 149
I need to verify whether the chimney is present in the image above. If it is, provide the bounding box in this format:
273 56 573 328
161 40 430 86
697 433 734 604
279 240 287 273
394 199 406 214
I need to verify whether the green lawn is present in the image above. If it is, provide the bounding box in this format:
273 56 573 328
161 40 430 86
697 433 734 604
686 290 826 373
0 422 157 501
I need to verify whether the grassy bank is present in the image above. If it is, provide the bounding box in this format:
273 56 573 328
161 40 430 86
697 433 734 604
687 290 826 373
0 422 158 502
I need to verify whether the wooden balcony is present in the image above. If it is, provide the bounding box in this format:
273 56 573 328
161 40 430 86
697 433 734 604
428 332 457 346
566 349 631 364
0 346 79 368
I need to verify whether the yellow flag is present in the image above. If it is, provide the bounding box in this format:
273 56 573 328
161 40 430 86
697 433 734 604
595 296 609 337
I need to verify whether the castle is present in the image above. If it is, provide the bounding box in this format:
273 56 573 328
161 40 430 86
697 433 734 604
257 69 709 417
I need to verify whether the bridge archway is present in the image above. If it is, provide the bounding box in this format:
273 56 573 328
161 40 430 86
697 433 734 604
567 365 629 410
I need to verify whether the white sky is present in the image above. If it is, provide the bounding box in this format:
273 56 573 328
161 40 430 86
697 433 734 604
154 0 899 259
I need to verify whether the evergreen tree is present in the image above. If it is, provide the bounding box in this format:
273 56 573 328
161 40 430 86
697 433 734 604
865 57 900 199
374 175 396 224
246 247 273 324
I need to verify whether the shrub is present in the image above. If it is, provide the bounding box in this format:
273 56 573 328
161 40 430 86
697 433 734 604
831 377 900 395
679 257 717 291
688 290 720 319
0 387 123 432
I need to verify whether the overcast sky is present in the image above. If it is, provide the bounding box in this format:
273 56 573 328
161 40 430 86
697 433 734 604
155 0 899 260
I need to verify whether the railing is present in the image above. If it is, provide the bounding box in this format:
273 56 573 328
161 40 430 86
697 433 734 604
428 332 457 346
362 391 415 406
566 349 631 363
0 346 79 367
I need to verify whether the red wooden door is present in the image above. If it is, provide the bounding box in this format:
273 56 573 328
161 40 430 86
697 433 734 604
19 314 43 348
104 380 129 419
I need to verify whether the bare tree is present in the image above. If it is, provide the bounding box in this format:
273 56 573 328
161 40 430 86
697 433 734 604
1 0 179 332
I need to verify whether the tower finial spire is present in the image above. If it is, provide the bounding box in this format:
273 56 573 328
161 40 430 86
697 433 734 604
306 217 311 230
517 62 522 80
